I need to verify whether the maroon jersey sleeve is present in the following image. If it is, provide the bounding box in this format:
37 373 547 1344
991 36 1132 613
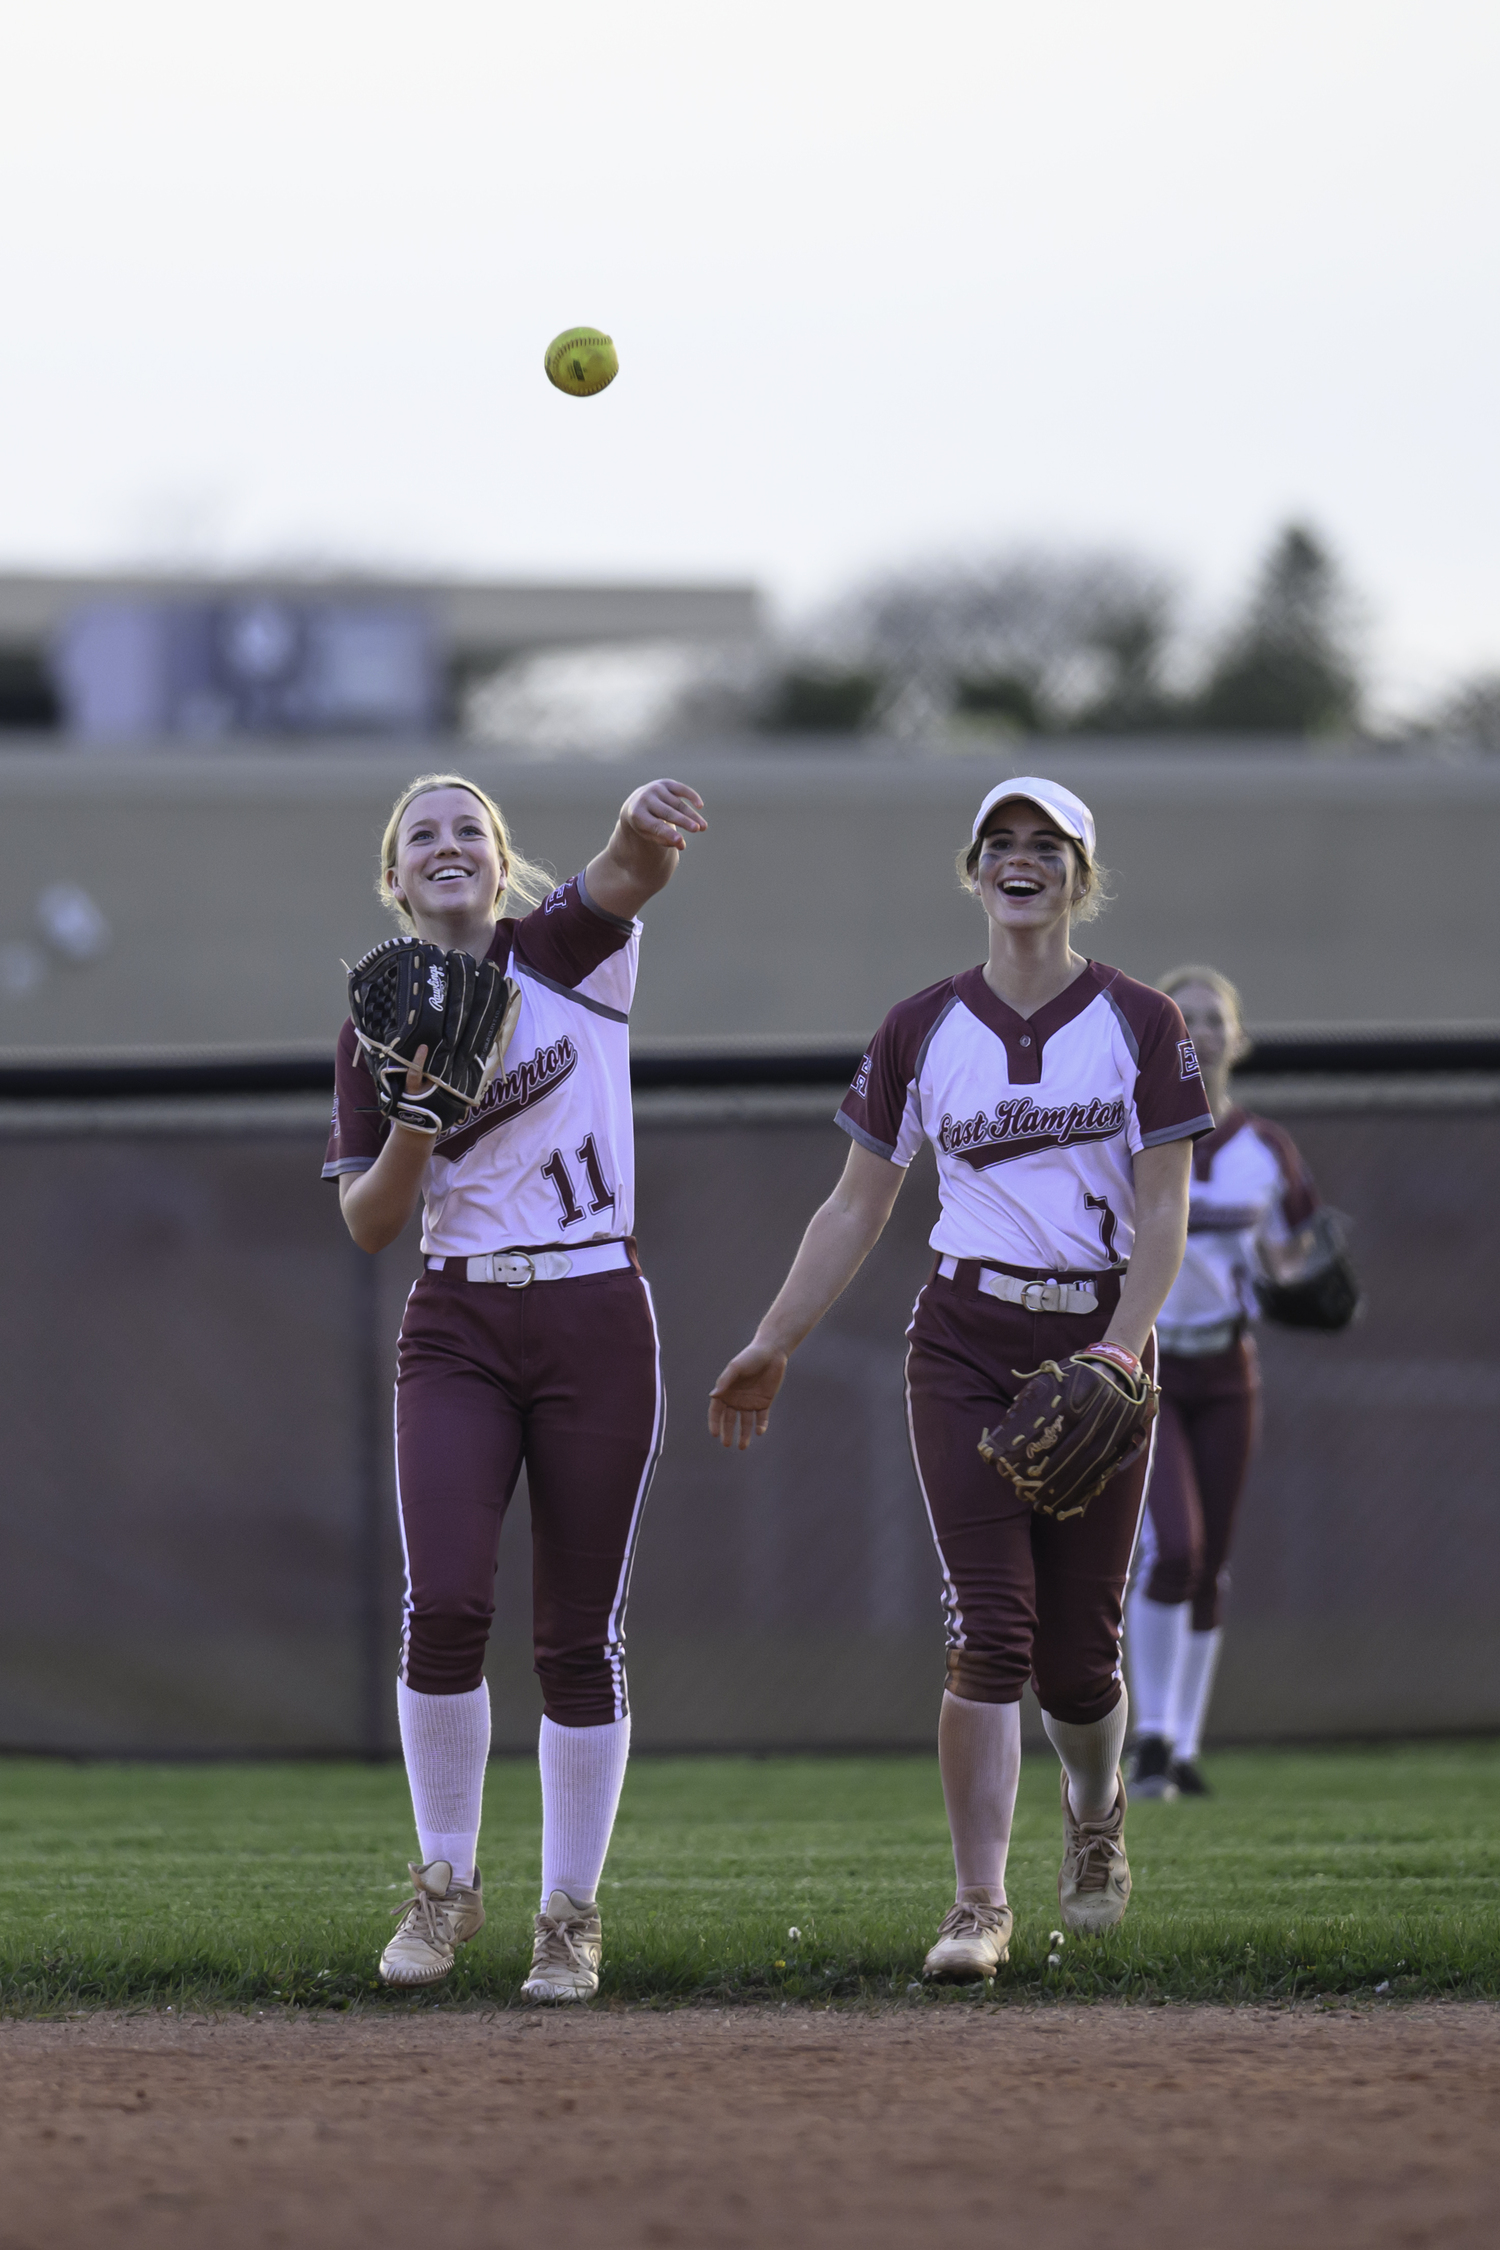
1249 1116 1321 1230
1098 969 1215 1149
322 1019 388 1178
510 871 635 991
837 979 957 1164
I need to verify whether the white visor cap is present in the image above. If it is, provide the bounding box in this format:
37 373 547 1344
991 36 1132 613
971 776 1096 863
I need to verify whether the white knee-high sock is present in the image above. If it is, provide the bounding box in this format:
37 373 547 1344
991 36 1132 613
937 1691 1022 1903
539 1714 631 1908
396 1679 491 1886
1169 1628 1223 1761
1043 1689 1129 1823
1126 1586 1187 1744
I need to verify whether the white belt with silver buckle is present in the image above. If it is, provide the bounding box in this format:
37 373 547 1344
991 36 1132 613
937 1256 1101 1315
427 1243 632 1287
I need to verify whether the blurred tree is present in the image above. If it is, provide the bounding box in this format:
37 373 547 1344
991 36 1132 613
1070 584 1186 732
1195 523 1362 734
836 550 1182 735
724 525 1382 748
953 672 1044 730
1424 673 1500 753
761 665 883 732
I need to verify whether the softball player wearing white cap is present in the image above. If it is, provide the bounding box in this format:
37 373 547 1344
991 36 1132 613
325 768 705 2000
709 779 1212 1981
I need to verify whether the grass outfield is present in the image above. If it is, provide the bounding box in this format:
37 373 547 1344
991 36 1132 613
2 1743 1497 2012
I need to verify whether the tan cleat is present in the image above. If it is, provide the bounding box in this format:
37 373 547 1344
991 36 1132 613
521 1889 603 2003
922 1893 1014 1983
379 1860 485 1987
1058 1770 1132 1933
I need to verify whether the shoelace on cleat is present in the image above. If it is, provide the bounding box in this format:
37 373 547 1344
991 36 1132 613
390 1883 463 1949
529 1909 598 1977
1069 1831 1127 1894
933 1900 1008 1943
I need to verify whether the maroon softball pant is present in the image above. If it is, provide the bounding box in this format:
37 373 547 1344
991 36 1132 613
1141 1335 1260 1631
393 1259 664 1724
905 1262 1153 1727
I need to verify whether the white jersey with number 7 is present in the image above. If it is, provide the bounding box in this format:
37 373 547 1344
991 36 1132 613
837 961 1213 1271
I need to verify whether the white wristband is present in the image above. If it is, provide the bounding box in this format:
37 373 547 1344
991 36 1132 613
392 1107 440 1140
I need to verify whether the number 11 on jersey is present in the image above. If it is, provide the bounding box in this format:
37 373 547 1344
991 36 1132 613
541 1134 616 1228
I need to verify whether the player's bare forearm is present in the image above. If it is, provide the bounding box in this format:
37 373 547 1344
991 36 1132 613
1104 1138 1192 1361
757 1201 884 1350
585 779 707 920
708 1143 903 1449
338 1125 431 1253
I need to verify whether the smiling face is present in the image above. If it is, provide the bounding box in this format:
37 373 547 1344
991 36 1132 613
973 800 1081 937
386 787 505 928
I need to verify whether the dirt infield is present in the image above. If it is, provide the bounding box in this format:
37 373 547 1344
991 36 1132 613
1 2002 1495 2249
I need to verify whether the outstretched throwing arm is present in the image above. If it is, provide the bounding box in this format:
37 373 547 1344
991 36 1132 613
585 778 707 921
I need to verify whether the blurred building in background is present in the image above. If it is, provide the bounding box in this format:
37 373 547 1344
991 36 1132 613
0 572 764 744
55 596 440 741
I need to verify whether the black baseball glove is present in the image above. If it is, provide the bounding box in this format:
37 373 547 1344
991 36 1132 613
347 937 520 1135
977 1345 1159 1522
1253 1208 1362 1331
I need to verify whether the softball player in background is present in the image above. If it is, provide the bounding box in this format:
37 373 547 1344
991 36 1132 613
709 778 1212 1982
325 769 705 1999
1125 965 1323 1798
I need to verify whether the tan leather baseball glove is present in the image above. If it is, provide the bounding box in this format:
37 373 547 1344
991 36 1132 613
977 1343 1159 1522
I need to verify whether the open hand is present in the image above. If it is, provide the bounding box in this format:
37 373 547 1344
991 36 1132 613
708 1341 788 1451
622 778 707 852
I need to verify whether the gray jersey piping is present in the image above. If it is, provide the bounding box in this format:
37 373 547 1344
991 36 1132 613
913 992 962 1079
1099 983 1140 1063
576 869 638 932
835 1110 899 1162
1140 1113 1214 1148
514 957 630 1023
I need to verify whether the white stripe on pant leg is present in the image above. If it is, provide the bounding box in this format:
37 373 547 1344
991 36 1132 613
1123 1400 1159 1589
903 1317 966 1650
1130 1482 1160 1588
601 1275 667 1721
1112 1408 1159 1690
1122 1329 1161 1590
393 1389 413 1680
392 1278 422 1685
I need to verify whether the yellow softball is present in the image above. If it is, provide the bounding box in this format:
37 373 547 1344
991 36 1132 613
544 327 619 397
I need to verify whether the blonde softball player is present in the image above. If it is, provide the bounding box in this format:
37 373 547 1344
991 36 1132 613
325 769 705 1999
709 778 1212 1981
1125 965 1326 1799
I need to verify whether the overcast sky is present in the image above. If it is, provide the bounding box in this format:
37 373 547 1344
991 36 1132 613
3 0 1496 711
